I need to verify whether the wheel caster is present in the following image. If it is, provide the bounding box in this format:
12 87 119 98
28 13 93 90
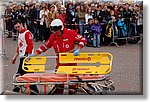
110 86 115 91
99 90 107 95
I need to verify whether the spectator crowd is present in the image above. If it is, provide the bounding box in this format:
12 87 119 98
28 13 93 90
3 0 143 47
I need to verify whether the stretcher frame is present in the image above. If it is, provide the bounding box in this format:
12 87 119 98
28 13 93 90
13 52 115 95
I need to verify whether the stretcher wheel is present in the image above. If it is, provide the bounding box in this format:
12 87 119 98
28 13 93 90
93 87 108 95
99 90 107 95
100 87 109 95
109 86 115 91
93 90 107 95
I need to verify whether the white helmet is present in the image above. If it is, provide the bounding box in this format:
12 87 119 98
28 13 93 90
50 19 64 31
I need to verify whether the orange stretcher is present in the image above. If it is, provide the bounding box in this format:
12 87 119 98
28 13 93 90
13 52 115 95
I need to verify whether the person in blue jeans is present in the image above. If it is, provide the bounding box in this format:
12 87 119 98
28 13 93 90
117 15 127 37
91 18 102 47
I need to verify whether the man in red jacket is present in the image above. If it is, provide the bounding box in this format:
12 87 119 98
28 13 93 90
11 19 38 94
33 19 87 68
30 19 87 94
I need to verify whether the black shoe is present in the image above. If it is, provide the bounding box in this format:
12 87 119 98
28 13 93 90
30 85 39 95
13 87 20 92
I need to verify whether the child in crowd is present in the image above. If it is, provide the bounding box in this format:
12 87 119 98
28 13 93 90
117 14 127 37
91 18 102 47
84 18 94 47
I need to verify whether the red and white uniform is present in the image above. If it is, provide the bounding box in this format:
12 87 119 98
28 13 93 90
16 28 34 58
36 28 87 68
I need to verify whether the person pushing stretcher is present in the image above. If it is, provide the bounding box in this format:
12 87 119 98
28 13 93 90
28 19 87 94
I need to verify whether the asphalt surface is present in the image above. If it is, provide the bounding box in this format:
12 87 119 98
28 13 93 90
0 35 143 95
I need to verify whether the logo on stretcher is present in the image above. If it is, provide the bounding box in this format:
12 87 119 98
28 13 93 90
74 57 91 61
72 68 90 71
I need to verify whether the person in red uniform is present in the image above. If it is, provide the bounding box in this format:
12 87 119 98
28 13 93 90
11 19 39 94
29 19 87 94
32 19 87 68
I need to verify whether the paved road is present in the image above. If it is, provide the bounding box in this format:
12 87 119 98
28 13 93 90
1 35 143 95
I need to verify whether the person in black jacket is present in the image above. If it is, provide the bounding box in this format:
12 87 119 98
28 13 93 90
28 4 35 36
4 5 13 38
123 3 132 36
66 3 76 30
11 5 22 41
84 18 94 46
30 3 40 42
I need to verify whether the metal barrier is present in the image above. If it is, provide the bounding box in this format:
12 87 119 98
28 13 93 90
108 20 142 47
0 17 9 60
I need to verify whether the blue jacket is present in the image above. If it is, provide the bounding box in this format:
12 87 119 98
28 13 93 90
117 19 127 37
91 23 102 34
117 19 127 31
